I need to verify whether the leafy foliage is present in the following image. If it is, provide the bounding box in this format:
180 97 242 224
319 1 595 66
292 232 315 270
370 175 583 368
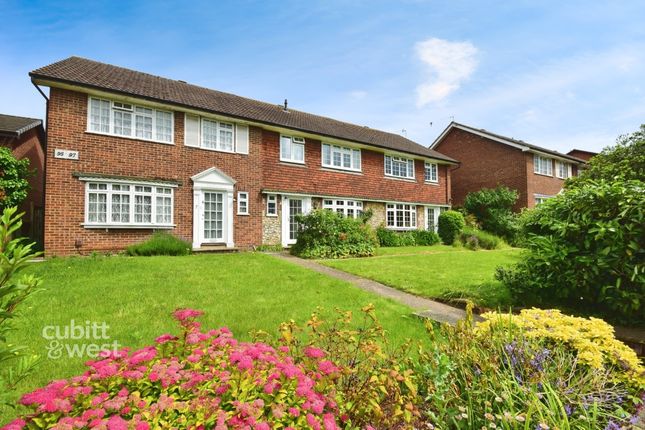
291 209 378 259
499 180 645 325
437 210 464 245
568 124 645 185
0 207 42 407
418 306 643 429
0 148 31 211
463 186 519 242
458 227 502 250
125 232 191 256
375 227 439 247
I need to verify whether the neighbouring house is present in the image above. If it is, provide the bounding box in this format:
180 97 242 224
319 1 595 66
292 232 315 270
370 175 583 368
567 148 597 162
0 114 45 244
430 122 586 210
30 56 457 256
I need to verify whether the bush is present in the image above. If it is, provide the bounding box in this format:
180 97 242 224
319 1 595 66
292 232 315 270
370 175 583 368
375 227 440 247
458 227 501 250
0 148 31 211
8 309 343 429
463 186 519 242
417 306 644 429
437 210 464 245
0 207 42 407
413 229 440 246
290 210 377 259
500 180 645 325
126 232 191 256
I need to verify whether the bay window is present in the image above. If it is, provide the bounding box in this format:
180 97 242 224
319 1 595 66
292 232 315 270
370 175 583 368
386 203 417 229
88 97 173 143
385 155 415 179
84 180 175 227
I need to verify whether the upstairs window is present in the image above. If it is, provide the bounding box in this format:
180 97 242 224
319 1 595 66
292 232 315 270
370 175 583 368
202 119 234 152
424 162 438 182
556 161 571 179
534 155 553 176
88 97 173 144
322 199 363 218
280 135 305 163
321 144 361 171
385 155 415 179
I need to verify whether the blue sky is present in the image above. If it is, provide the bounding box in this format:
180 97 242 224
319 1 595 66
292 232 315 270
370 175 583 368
1 0 644 153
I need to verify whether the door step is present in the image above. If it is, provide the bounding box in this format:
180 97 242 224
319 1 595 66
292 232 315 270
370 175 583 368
193 245 239 253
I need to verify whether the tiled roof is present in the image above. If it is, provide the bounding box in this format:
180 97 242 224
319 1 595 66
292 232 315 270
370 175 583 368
433 122 586 164
0 113 42 137
31 57 456 162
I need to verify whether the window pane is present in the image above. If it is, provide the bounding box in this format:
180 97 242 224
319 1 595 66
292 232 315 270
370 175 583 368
135 114 153 139
293 142 304 161
280 136 292 159
155 111 172 142
113 111 132 136
219 122 234 151
352 150 361 170
203 120 217 148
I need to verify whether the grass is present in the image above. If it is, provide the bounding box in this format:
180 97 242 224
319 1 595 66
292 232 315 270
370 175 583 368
322 245 521 308
3 252 428 423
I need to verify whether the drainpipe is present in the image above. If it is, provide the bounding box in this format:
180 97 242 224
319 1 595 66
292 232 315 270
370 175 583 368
31 82 48 251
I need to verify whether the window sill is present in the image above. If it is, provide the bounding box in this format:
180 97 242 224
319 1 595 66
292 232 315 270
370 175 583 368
384 175 416 183
265 214 278 217
82 223 175 229
85 130 174 146
424 180 440 185
279 161 307 168
385 226 417 231
533 172 554 178
184 144 242 155
320 167 363 175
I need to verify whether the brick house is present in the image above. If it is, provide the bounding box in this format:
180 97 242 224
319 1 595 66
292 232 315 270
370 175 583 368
431 122 586 210
0 114 45 243
30 57 456 255
567 149 597 162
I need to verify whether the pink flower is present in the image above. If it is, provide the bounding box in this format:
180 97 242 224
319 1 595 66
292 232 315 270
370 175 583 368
135 422 150 430
318 360 340 375
288 407 301 417
255 423 270 430
172 308 203 322
304 346 326 359
237 355 253 371
107 415 128 430
155 334 177 344
323 413 338 430
2 418 26 430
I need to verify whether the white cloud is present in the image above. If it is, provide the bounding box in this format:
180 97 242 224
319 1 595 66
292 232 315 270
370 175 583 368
415 38 478 106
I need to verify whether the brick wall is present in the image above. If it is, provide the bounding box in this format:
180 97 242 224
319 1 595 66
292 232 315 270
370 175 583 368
260 130 450 205
44 88 263 255
434 128 529 210
525 153 570 208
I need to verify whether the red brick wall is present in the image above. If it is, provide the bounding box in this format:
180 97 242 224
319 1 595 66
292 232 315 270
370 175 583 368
1 128 45 241
567 150 595 162
260 130 450 205
44 88 263 255
434 128 529 210
525 153 570 208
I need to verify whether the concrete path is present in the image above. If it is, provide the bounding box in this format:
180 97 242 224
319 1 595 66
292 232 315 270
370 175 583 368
270 252 473 325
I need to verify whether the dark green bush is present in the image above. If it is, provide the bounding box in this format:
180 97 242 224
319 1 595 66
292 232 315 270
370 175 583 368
126 232 191 256
498 180 645 325
458 227 501 250
437 210 464 245
463 186 519 242
376 226 400 247
397 231 416 246
413 229 441 246
291 210 378 259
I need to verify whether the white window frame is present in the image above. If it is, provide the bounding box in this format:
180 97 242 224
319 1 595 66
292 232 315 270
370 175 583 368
424 162 438 183
384 155 415 179
280 135 305 164
534 194 555 205
322 199 363 218
321 143 361 172
82 179 176 228
555 161 571 179
266 194 277 217
87 96 174 144
534 154 553 176
386 203 417 230
201 118 235 153
237 192 249 215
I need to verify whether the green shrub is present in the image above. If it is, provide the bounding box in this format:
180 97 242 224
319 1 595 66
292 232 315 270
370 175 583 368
397 231 416 246
376 226 400 247
499 180 645 325
413 229 441 246
437 210 465 245
291 209 377 259
418 306 643 429
0 148 31 212
458 227 502 250
126 232 191 256
0 207 42 407
463 186 519 242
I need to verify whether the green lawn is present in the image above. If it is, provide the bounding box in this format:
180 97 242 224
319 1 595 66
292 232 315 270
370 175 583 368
322 245 521 308
4 253 427 422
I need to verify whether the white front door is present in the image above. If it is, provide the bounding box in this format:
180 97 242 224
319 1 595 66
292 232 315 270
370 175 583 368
202 191 225 243
281 195 311 246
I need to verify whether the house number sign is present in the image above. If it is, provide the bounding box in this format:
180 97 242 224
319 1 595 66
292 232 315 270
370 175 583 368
54 149 79 160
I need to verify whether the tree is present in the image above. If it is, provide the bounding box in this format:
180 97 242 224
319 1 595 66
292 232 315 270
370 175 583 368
567 124 645 186
463 186 518 241
0 147 31 211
